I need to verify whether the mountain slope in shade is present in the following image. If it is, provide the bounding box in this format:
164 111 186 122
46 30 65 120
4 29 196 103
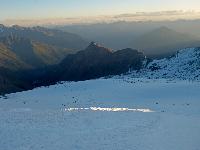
0 33 81 94
131 27 200 58
32 42 74 65
0 68 33 94
0 42 28 70
0 34 77 68
0 42 146 94
0 24 88 68
130 47 200 81
0 35 44 67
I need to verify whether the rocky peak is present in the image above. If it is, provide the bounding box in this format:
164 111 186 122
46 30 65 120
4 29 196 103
86 41 112 52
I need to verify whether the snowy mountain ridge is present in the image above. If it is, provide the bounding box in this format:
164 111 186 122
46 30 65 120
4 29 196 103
129 47 200 81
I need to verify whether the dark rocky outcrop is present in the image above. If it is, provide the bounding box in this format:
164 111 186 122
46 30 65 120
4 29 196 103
58 42 145 81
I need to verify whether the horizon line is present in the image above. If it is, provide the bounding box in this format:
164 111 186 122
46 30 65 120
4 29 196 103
1 10 200 27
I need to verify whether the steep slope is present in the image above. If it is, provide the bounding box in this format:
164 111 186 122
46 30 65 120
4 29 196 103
0 35 33 94
0 34 77 68
0 43 28 70
131 47 200 81
132 27 200 58
0 35 44 67
0 33 80 94
32 42 74 65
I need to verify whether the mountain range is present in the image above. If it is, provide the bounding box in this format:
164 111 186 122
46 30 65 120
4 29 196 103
0 24 200 95
59 22 200 58
132 27 200 58
0 40 145 94
0 24 89 94
26 42 145 87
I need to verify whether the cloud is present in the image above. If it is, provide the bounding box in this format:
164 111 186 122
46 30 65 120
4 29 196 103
1 10 200 27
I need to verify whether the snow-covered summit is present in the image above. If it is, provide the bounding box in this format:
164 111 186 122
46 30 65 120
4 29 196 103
130 47 200 81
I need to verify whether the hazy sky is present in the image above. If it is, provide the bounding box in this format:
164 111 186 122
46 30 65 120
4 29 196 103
0 0 200 20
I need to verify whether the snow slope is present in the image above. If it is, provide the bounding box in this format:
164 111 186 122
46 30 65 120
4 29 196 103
131 47 200 81
0 78 200 150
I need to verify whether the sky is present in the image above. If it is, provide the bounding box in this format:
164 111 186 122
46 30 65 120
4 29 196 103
0 0 200 20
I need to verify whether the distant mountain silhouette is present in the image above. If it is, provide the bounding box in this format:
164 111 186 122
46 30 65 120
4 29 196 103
131 26 200 58
58 21 200 56
0 24 88 50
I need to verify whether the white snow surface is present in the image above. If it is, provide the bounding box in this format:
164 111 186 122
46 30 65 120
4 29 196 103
130 47 200 81
0 77 200 150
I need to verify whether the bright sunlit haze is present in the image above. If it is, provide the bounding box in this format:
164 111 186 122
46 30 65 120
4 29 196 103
1 0 200 26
